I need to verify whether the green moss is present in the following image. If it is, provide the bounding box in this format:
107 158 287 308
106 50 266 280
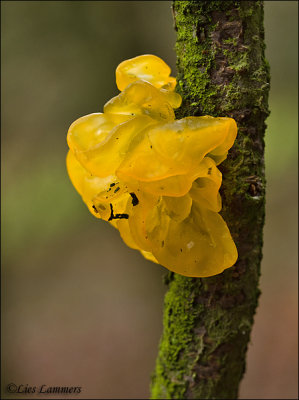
151 277 204 399
223 37 238 46
173 0 269 119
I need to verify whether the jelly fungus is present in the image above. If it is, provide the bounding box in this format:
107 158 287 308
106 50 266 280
66 54 238 277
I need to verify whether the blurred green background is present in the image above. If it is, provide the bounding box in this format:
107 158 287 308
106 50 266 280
1 1 297 399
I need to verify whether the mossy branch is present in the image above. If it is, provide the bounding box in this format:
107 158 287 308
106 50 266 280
150 1 270 399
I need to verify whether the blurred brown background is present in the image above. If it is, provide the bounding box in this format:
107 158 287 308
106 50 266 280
1 1 298 399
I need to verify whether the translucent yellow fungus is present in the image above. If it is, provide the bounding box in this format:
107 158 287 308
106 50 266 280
116 54 177 91
66 54 238 277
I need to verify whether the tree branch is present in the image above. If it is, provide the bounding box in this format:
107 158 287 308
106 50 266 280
150 1 270 398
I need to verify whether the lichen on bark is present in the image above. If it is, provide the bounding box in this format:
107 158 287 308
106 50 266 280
150 1 270 399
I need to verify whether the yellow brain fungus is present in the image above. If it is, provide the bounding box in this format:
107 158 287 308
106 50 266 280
66 54 238 277
116 54 177 91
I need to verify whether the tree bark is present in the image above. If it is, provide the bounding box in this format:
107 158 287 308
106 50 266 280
150 1 270 399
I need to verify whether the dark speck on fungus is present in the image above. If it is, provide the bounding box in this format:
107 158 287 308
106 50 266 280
130 192 139 206
108 203 129 221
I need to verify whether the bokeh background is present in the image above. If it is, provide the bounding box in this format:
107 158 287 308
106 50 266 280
1 1 297 399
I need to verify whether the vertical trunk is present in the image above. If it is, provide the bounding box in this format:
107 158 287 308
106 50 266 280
150 1 270 399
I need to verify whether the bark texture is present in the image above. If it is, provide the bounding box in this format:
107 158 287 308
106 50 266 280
150 1 270 399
